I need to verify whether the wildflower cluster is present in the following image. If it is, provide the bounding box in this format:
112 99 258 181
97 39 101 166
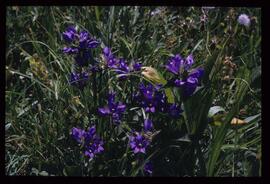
165 54 204 98
128 118 155 174
129 131 150 154
102 47 142 78
71 126 104 159
62 26 100 89
134 83 182 118
98 92 126 124
62 25 205 176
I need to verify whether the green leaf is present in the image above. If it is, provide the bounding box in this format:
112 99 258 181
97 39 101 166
244 113 261 123
211 121 222 126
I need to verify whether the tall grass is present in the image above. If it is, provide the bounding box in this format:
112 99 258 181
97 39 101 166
6 6 261 176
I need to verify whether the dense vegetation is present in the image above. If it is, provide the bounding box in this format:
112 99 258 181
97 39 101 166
5 6 261 176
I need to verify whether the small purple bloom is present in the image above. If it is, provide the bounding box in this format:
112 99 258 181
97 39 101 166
98 92 126 124
144 119 153 131
71 126 104 159
103 47 111 56
182 81 198 98
69 71 89 89
71 127 85 143
189 68 204 79
62 26 77 43
84 126 96 142
103 47 119 69
78 31 99 49
165 53 204 98
84 138 104 158
144 161 153 175
118 59 130 73
129 132 150 154
62 26 100 67
184 54 194 70
139 83 156 100
238 14 250 27
79 31 89 43
165 54 182 75
168 104 183 118
63 47 79 54
115 59 130 79
165 54 197 74
154 91 168 112
135 83 169 114
174 79 185 87
133 62 142 71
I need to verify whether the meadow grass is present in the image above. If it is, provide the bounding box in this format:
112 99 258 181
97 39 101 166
6 6 261 176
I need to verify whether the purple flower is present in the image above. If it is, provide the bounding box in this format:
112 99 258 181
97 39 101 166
144 161 153 175
135 83 168 114
168 104 183 118
165 54 195 75
84 126 97 142
144 119 153 131
184 54 194 71
63 47 79 54
144 102 156 113
155 91 168 112
79 31 99 49
165 53 204 98
98 92 126 124
115 58 130 79
69 71 89 89
136 83 171 113
189 68 204 79
62 26 77 43
129 132 150 154
103 47 119 69
102 46 142 78
238 14 250 27
132 62 142 71
165 54 182 75
71 127 85 143
71 126 104 159
118 59 130 73
84 138 104 158
139 83 156 100
62 26 100 67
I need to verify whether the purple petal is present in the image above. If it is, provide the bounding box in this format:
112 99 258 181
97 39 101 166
88 40 99 48
116 103 126 113
150 106 155 113
134 147 140 153
174 79 185 87
140 148 146 153
130 142 136 149
187 76 198 85
144 119 153 131
85 150 94 158
98 106 111 115
184 54 194 70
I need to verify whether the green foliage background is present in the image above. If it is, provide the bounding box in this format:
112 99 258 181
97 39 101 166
6 6 261 176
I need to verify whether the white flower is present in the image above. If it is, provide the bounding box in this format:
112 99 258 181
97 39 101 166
238 14 251 27
151 8 161 16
